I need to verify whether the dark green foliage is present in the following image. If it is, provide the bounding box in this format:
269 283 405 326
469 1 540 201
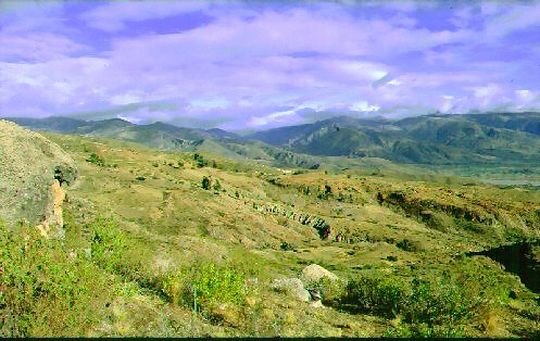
279 241 295 251
343 258 513 337
193 153 208 168
317 184 333 200
201 176 211 190
86 152 105 167
396 239 423 252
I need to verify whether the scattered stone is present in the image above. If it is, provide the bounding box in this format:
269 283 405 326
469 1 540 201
272 278 311 302
301 264 339 284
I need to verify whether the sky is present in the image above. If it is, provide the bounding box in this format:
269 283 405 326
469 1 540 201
1 0 540 131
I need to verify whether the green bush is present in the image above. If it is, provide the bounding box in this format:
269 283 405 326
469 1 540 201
193 153 208 168
0 223 115 337
345 274 408 316
305 277 346 305
86 152 105 167
161 262 247 317
344 259 505 337
201 176 211 190
88 216 129 273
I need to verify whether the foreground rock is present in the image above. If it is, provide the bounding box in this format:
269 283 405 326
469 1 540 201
301 264 339 284
0 120 77 236
271 278 311 302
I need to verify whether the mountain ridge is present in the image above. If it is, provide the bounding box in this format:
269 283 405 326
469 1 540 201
7 111 540 166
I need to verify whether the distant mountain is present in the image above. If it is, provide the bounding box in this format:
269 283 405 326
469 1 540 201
5 116 89 133
4 116 322 169
8 112 540 166
247 112 540 165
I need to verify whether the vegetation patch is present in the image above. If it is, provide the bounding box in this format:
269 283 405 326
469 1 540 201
0 222 116 337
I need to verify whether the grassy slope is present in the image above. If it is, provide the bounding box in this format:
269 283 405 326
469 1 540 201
22 132 540 337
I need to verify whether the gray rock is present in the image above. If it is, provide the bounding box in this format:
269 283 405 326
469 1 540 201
0 120 77 234
301 264 339 284
272 278 311 302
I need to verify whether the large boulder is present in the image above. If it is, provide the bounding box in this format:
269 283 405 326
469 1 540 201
0 120 77 236
271 278 311 302
300 264 339 284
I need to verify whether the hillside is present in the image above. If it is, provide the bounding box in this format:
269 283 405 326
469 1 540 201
12 113 540 167
248 112 540 165
2 116 430 175
1 129 539 337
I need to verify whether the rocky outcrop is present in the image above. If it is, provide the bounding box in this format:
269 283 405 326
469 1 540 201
252 202 331 239
0 120 77 236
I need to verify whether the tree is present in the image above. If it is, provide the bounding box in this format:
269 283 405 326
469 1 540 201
201 176 211 190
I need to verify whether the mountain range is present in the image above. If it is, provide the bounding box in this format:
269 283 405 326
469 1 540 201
6 111 540 166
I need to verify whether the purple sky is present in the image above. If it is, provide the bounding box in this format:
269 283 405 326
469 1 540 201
1 1 540 131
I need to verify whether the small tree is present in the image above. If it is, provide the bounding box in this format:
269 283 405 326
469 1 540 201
201 176 211 190
193 153 208 168
86 152 105 167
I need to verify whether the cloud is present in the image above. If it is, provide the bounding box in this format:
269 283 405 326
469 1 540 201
483 3 540 40
0 33 89 62
1 1 540 129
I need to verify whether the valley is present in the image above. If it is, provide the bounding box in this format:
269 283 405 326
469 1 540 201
3 1 540 338
2 120 539 337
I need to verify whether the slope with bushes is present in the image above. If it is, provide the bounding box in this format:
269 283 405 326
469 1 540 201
1 130 539 337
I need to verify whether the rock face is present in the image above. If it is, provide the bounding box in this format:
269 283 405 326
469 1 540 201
0 120 77 236
301 264 339 284
271 278 311 302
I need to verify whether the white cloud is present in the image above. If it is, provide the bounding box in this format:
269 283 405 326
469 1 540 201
350 101 380 112
1 1 540 127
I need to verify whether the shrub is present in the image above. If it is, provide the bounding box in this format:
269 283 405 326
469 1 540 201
344 274 408 316
0 223 115 337
88 216 128 273
344 260 506 337
193 153 208 168
201 176 211 190
161 262 247 317
396 239 423 252
317 184 333 200
86 152 105 167
305 277 346 305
